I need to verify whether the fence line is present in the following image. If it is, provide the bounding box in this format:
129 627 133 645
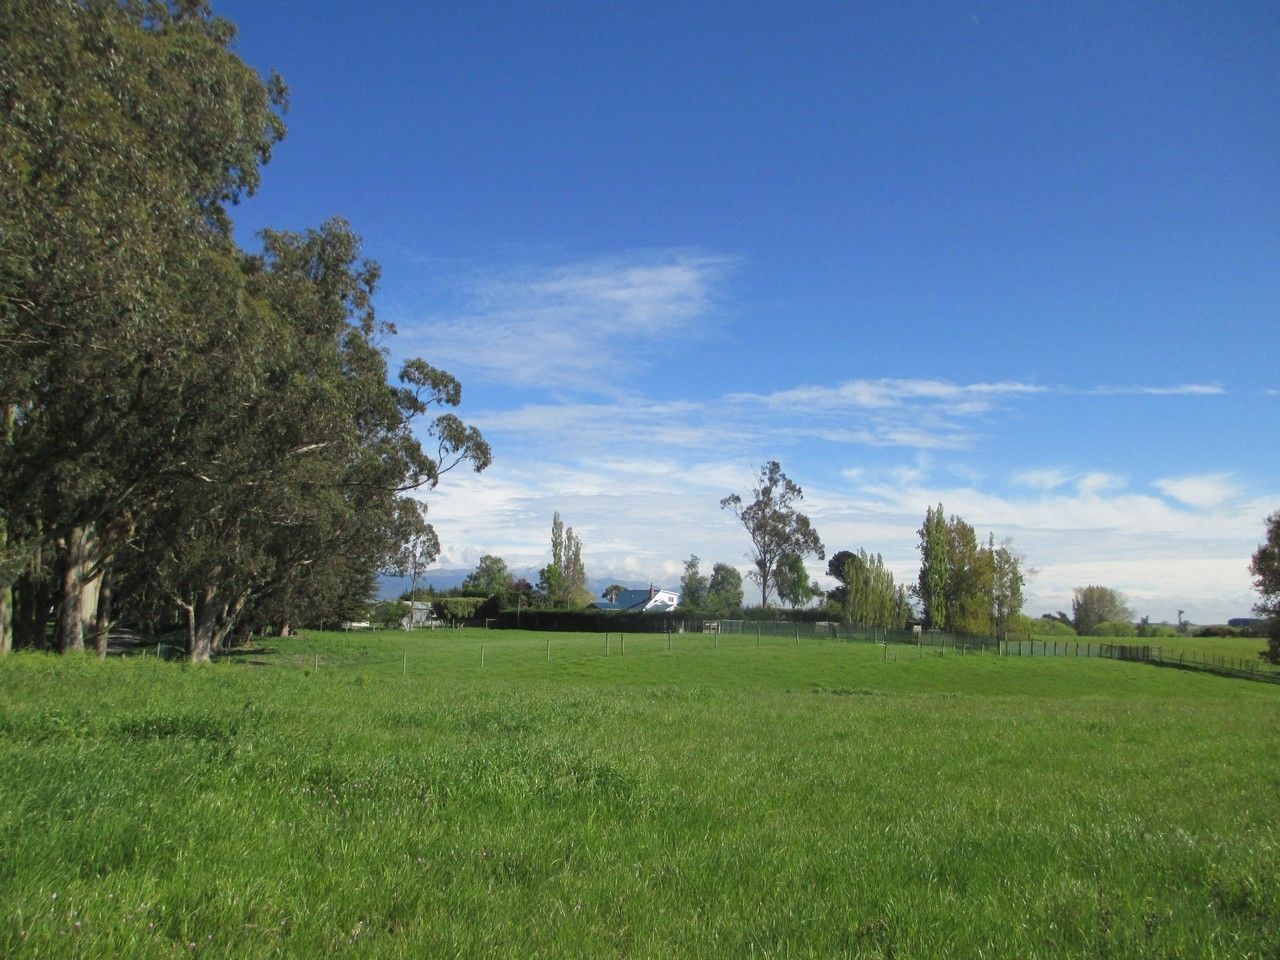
260 624 1278 684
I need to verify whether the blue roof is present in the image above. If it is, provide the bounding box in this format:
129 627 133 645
590 588 677 611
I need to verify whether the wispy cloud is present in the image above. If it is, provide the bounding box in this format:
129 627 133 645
732 378 1047 412
1155 472 1238 509
1090 383 1225 396
400 252 732 392
1012 468 1071 491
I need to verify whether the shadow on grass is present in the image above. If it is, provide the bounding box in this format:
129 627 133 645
1148 658 1280 685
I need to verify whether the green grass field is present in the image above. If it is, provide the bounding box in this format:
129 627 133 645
2 628 1278 958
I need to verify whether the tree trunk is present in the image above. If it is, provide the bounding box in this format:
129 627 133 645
190 586 217 663
0 406 11 655
212 592 250 653
94 565 113 658
55 524 98 653
55 531 84 653
14 573 43 649
80 565 103 651
0 582 10 655
0 591 10 654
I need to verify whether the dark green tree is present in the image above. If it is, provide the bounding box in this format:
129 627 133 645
679 556 708 611
774 553 821 609
1249 510 1280 663
1071 586 1133 637
705 563 744 615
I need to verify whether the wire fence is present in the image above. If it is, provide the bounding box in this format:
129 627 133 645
251 624 1279 684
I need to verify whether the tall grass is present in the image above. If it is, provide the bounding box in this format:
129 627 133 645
2 628 1278 957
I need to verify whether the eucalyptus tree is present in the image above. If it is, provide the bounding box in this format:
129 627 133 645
721 461 824 607
0 0 284 651
0 3 491 659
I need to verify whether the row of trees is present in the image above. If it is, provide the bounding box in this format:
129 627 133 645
914 505 1026 637
0 2 488 660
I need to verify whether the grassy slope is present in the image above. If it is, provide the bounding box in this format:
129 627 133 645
2 629 1278 959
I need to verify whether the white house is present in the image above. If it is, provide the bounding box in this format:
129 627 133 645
401 601 441 629
590 586 681 612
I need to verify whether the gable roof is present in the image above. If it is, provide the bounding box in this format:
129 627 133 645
591 587 680 611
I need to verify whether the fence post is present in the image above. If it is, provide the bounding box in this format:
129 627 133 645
621 633 625 656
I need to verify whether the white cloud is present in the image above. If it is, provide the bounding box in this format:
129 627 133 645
1090 383 1225 396
1012 468 1071 490
400 252 731 392
1077 472 1125 497
733 378 1047 413
1155 473 1238 509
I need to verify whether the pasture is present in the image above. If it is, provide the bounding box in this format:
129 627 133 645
2 628 1278 958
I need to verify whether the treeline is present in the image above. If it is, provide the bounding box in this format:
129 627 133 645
0 3 488 660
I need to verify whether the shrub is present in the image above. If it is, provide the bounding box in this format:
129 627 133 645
1194 625 1241 638
1138 623 1179 638
1033 617 1077 637
435 597 488 621
372 600 408 629
1092 620 1137 637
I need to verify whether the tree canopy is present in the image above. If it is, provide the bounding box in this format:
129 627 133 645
1249 510 1280 663
911 505 1026 636
1071 586 1133 637
0 1 489 659
720 461 823 607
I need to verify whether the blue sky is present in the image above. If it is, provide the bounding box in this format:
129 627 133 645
220 1 1278 622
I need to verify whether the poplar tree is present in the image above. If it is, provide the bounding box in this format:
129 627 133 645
916 505 950 629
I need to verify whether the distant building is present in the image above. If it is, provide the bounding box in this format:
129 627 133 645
590 586 680 612
402 601 440 629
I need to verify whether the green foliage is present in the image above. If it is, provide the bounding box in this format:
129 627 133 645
0 1 489 659
1092 620 1138 638
916 505 950 630
774 553 821 609
461 555 511 596
1032 616 1078 637
434 597 486 621
914 507 1024 637
1249 511 1280 664
705 563 744 616
538 513 590 608
829 549 911 629
1072 586 1133 637
721 461 823 607
371 600 408 629
679 556 708 611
